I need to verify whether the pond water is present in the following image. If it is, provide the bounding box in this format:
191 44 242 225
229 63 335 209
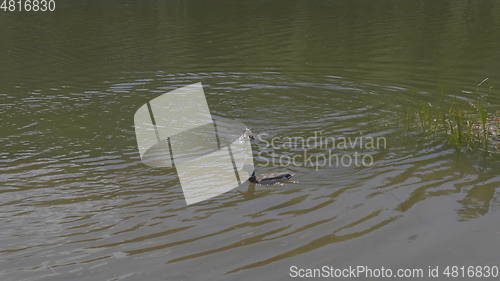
1 1 499 280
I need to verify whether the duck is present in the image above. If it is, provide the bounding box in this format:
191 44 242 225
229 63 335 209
248 171 294 185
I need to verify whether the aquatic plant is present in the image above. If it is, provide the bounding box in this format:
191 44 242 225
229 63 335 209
410 98 498 152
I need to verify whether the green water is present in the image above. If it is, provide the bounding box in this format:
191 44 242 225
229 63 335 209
1 1 499 280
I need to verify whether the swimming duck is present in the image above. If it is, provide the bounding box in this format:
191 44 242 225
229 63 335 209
248 171 294 185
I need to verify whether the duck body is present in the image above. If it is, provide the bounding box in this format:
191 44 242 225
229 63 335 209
248 171 294 185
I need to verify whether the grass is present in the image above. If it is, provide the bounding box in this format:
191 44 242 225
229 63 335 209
408 96 498 152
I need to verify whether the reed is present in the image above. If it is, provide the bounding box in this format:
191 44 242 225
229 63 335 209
411 99 498 152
